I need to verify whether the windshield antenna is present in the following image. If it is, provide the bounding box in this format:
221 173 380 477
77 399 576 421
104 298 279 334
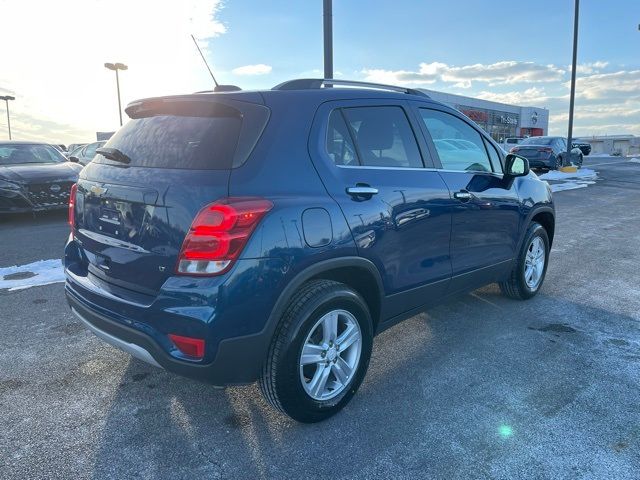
191 34 219 88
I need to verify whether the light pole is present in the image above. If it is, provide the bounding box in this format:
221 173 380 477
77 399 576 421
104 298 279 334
104 62 128 126
0 95 15 140
323 0 333 79
565 0 580 168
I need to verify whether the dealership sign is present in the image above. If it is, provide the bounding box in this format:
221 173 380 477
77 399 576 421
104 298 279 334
499 115 518 125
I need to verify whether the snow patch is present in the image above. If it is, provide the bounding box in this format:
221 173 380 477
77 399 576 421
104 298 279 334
538 168 598 181
0 259 65 291
628 157 640 163
538 168 599 193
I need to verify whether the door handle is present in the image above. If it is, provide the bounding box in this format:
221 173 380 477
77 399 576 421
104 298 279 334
346 185 379 197
453 191 473 201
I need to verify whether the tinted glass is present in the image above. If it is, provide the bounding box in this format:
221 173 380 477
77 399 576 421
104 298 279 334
96 113 242 169
326 110 358 166
342 106 423 168
484 138 502 172
520 137 553 146
420 109 493 172
0 144 66 165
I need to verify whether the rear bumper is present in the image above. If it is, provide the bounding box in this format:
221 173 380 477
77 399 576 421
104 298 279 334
64 235 288 386
66 291 271 385
528 156 558 169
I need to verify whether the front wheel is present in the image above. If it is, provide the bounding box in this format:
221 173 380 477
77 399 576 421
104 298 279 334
259 280 373 423
500 222 550 300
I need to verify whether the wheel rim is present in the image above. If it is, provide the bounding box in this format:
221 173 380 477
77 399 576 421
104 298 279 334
299 309 362 401
524 236 545 289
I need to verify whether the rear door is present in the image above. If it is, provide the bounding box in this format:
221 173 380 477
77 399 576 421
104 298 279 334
73 96 269 295
309 99 452 318
412 104 521 292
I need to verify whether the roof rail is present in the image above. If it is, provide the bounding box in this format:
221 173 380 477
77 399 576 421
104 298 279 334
272 78 429 97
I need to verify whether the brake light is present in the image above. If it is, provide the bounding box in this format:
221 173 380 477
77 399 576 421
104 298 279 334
169 334 205 359
68 183 77 230
538 147 553 153
509 147 518 153
176 197 273 276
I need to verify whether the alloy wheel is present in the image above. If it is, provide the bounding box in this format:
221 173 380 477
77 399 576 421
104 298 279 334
299 309 362 401
524 236 545 289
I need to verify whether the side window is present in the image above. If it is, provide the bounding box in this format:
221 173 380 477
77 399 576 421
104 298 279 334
483 138 502 172
326 110 358 166
419 109 494 172
84 143 99 158
342 106 423 168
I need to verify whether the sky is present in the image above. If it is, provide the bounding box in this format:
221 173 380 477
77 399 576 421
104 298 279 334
1 0 639 144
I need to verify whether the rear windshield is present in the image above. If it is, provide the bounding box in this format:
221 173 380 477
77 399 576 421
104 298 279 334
97 115 241 170
0 144 67 165
520 137 553 146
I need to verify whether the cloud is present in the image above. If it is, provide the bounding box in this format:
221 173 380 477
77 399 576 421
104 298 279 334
0 0 226 143
231 64 273 76
476 87 559 106
361 59 638 137
574 61 609 74
363 61 566 88
574 69 640 100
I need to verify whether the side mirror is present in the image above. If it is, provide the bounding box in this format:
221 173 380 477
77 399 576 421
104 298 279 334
69 156 79 163
504 153 530 177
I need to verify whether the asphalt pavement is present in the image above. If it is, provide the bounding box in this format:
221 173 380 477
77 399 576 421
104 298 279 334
1 156 639 479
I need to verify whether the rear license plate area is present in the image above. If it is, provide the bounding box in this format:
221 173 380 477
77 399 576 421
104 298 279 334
98 206 123 236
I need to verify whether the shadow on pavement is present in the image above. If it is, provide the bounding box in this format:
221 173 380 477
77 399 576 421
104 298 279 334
88 285 640 479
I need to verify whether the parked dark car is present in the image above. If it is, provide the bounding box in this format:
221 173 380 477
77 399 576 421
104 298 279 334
573 141 591 156
511 136 583 169
0 141 82 213
69 141 106 165
64 79 555 422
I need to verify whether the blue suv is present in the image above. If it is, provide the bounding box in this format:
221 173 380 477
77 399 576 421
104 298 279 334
64 79 554 422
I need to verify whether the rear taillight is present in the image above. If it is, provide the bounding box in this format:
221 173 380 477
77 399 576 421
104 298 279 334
510 147 518 153
538 147 553 153
68 183 77 230
169 334 205 359
176 197 273 276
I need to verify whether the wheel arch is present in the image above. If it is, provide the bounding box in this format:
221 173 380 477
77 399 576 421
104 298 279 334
267 257 384 338
523 206 555 249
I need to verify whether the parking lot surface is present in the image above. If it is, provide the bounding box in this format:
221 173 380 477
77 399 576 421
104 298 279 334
1 156 639 479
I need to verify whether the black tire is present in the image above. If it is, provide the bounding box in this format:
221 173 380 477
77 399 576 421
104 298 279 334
259 279 373 423
499 222 550 300
555 155 563 170
577 154 583 168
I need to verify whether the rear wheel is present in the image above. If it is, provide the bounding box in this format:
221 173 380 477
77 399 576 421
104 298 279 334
259 280 373 423
577 154 583 168
500 222 550 300
556 155 563 169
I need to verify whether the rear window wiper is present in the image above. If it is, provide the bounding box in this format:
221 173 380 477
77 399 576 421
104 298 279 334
96 147 131 164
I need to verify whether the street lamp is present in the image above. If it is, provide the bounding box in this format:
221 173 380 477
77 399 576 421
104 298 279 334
0 95 15 140
104 62 128 126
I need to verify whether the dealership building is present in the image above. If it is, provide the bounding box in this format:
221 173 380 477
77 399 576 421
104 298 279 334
419 89 549 142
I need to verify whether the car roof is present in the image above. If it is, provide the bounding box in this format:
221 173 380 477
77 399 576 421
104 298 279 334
127 79 450 113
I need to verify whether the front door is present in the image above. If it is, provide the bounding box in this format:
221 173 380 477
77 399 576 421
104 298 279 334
414 105 521 293
309 100 453 319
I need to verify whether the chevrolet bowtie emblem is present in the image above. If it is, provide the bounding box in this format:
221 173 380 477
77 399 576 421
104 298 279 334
90 185 107 196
